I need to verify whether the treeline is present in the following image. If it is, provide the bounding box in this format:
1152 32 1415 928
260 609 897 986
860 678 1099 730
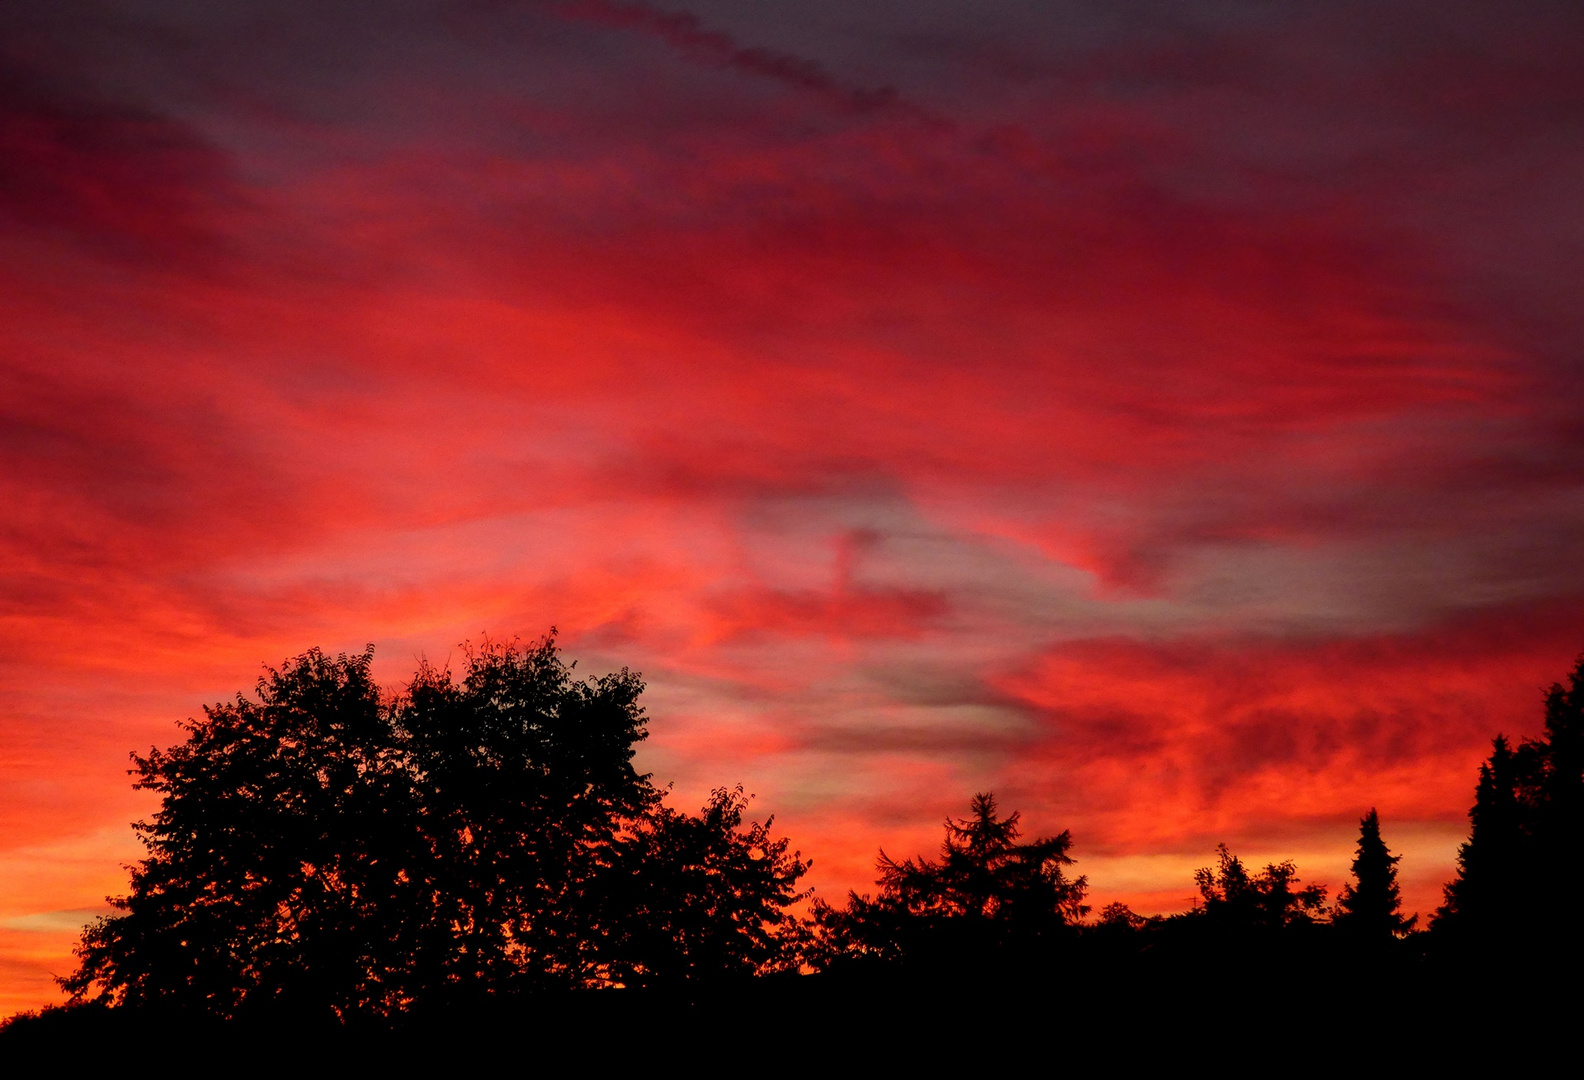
5 637 1583 1042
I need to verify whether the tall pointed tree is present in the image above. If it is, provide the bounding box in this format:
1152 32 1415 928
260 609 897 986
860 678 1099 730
1426 653 1584 958
1433 655 1584 947
1536 659 1584 919
1435 735 1523 936
1334 809 1415 940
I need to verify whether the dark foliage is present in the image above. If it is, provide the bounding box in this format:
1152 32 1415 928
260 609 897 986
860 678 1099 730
397 639 661 996
1094 901 1148 931
595 785 810 990
1192 843 1328 932
1434 654 1584 951
810 792 1087 971
60 635 804 1020
62 646 427 1018
42 641 1584 1034
1334 809 1416 940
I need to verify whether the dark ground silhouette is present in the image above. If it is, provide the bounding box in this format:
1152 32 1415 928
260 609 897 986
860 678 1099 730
6 645 1584 1055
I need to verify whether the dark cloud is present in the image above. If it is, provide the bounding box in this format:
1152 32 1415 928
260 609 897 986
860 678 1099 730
552 0 917 117
0 52 237 265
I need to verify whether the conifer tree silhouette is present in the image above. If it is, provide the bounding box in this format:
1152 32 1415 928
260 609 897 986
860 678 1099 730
1536 659 1584 924
1435 653 1584 952
1435 736 1522 939
809 793 1087 972
877 793 1086 926
1334 809 1415 940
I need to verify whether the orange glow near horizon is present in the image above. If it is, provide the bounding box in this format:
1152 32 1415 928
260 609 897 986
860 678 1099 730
4 1 1584 1017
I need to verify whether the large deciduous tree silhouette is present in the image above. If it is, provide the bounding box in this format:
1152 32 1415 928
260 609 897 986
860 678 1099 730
62 635 806 1020
398 639 661 995
64 646 428 1017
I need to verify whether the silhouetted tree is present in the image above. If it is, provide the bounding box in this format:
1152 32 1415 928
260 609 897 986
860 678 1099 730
595 786 811 990
62 635 807 1019
1435 653 1584 951
1095 902 1148 931
884 793 1089 924
810 793 1087 971
397 638 661 995
1436 736 1523 937
1087 901 1151 952
63 647 429 1019
1334 809 1415 940
1193 844 1327 932
1536 658 1584 923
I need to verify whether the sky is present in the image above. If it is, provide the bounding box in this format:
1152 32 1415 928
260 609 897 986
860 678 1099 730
3 0 1584 1014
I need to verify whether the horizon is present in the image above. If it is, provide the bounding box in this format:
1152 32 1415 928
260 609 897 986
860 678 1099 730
4 1 1584 1016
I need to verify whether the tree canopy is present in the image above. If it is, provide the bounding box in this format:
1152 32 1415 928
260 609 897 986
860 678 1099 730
53 639 1584 1028
595 786 810 989
1434 653 1584 950
1192 844 1328 932
810 792 1087 970
62 635 808 1020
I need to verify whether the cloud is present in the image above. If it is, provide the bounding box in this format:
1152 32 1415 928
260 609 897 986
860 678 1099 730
551 0 917 117
0 54 239 266
4 0 1584 1012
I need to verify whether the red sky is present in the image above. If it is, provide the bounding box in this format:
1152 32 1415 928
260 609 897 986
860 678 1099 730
4 0 1584 1014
